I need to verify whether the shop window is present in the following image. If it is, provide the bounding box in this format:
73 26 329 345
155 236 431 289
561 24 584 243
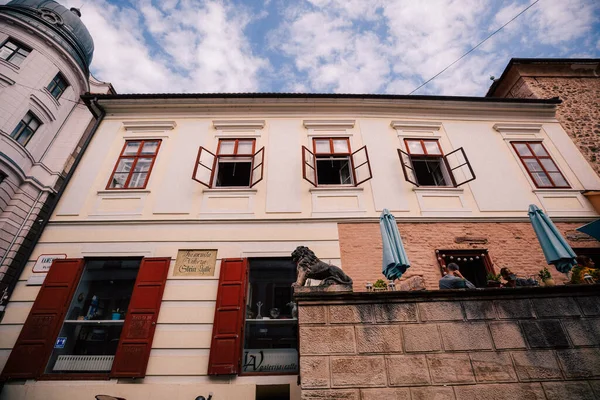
193 139 264 188
302 138 372 187
398 139 475 187
436 249 494 288
0 38 31 66
207 258 298 376
47 73 69 100
0 258 169 380
107 140 161 189
511 142 569 188
10 111 41 146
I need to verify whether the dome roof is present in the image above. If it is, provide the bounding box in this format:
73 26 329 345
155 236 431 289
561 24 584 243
0 0 94 75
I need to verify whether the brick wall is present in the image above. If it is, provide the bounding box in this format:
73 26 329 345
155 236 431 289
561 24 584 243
296 287 600 400
338 222 600 291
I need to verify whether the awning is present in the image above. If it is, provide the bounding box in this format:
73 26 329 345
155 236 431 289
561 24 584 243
576 218 600 242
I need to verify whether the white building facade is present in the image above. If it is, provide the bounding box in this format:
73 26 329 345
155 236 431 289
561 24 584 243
0 0 113 311
0 93 599 400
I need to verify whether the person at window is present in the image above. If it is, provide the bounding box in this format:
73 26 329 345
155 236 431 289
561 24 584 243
570 256 597 284
439 263 475 289
500 267 538 287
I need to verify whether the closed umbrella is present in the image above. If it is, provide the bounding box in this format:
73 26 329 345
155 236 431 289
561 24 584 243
380 209 411 280
528 204 576 273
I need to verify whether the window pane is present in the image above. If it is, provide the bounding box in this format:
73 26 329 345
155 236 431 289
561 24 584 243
549 172 568 187
9 52 26 66
29 118 40 130
539 158 559 172
115 158 134 173
237 140 254 155
424 141 441 155
123 142 141 155
407 140 424 155
215 161 251 187
133 158 153 173
109 173 128 188
513 143 533 157
128 173 148 188
529 143 548 157
314 139 330 153
531 172 552 187
16 127 34 145
218 141 235 155
5 41 17 50
141 141 159 154
10 121 25 138
524 159 543 173
332 139 349 153
316 156 352 185
0 46 12 60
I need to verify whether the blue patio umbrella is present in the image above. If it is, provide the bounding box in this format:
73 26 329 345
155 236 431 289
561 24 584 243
576 219 600 242
528 204 577 273
380 209 411 280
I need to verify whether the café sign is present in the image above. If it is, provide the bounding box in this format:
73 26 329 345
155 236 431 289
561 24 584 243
173 249 217 277
242 349 298 373
33 254 67 273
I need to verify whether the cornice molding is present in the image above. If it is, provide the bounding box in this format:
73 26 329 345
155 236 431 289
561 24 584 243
122 121 177 132
30 93 56 122
303 120 355 130
391 120 442 131
212 120 265 130
493 123 542 134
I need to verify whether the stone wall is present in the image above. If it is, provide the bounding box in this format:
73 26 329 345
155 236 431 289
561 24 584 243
296 286 600 400
338 222 600 291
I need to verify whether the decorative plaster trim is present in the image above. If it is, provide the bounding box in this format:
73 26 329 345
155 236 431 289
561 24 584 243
303 120 355 130
413 187 464 194
202 188 258 194
391 121 442 131
212 120 265 130
0 72 15 87
309 186 363 193
42 87 61 109
123 121 177 132
30 94 56 122
493 123 542 139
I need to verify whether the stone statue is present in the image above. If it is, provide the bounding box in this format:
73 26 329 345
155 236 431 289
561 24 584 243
291 246 353 287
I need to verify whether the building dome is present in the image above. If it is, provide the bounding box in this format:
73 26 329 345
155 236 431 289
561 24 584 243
0 0 94 75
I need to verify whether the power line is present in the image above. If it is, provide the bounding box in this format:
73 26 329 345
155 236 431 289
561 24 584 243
10 80 86 106
408 0 540 95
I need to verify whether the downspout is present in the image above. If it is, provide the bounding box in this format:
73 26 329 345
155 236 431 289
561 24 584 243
0 97 105 321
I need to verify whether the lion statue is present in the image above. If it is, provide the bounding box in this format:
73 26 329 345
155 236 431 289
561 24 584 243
291 246 353 287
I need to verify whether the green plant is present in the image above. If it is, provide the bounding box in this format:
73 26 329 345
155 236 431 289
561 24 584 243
373 279 388 289
538 267 552 282
486 273 501 282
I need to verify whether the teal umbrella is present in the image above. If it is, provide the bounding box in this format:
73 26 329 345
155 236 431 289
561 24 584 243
528 204 576 273
576 219 600 242
380 209 411 280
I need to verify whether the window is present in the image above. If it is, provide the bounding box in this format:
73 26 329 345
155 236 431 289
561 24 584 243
107 140 161 189
47 73 69 100
398 139 475 187
302 138 372 187
436 249 494 288
0 39 31 66
10 111 41 146
0 171 6 184
512 142 569 188
193 139 264 188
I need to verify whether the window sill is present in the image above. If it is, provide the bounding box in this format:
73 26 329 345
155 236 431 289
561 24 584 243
413 187 464 193
42 87 61 108
0 57 20 72
97 189 151 195
202 188 257 194
532 188 578 193
309 186 363 192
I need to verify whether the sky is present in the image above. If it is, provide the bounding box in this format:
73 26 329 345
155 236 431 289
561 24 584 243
5 0 600 95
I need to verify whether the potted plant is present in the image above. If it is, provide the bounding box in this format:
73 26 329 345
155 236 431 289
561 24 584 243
373 279 388 292
486 272 502 288
538 267 554 286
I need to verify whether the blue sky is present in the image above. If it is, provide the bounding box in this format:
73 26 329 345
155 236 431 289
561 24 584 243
14 0 600 95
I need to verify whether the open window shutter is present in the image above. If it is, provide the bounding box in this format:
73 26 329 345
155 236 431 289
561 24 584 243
207 258 248 375
351 145 373 186
1 259 84 380
444 147 476 187
249 147 265 188
302 146 317 187
397 149 419 186
111 257 170 378
192 146 217 188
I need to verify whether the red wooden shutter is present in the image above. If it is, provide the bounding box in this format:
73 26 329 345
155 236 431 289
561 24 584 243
443 147 476 187
0 258 84 380
111 257 170 378
351 145 373 186
397 149 419 186
207 258 248 375
302 146 317 187
249 147 265 188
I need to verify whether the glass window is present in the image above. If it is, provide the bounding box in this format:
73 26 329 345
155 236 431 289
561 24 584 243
214 139 256 187
44 259 140 374
404 139 451 187
10 111 42 146
107 140 161 189
0 39 31 66
243 258 298 375
512 142 569 188
312 138 354 185
47 73 69 100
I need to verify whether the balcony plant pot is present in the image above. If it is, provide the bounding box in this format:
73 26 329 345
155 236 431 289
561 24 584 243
487 280 501 288
542 278 555 287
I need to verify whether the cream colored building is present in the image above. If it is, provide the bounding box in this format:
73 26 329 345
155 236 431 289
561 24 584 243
1 93 599 400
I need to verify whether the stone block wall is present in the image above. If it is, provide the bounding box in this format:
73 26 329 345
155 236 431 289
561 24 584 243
338 222 600 291
296 287 600 400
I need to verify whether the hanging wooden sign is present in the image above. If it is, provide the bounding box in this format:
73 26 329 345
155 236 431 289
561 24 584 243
173 249 217 277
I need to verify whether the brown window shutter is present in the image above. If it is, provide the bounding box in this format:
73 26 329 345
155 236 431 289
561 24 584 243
0 259 84 380
111 257 170 378
207 258 248 375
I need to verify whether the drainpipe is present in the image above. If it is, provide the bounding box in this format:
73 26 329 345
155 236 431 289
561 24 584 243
0 97 106 322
